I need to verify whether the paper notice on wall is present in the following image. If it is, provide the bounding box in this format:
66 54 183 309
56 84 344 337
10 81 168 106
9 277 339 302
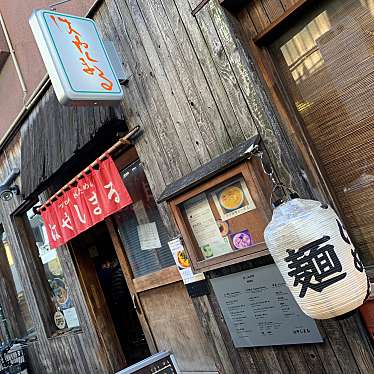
63 307 80 328
168 238 205 284
132 200 149 225
40 250 57 265
184 194 231 258
137 222 162 250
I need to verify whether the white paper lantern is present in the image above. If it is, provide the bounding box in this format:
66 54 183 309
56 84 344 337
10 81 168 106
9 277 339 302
264 198 370 319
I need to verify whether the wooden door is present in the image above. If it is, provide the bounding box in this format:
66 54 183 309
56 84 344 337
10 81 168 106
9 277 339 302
70 239 127 373
106 152 219 373
107 218 218 374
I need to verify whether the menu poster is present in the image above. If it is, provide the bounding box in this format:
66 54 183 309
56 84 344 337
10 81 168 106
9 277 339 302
184 194 231 259
137 222 162 251
210 264 323 348
168 238 205 284
211 178 256 221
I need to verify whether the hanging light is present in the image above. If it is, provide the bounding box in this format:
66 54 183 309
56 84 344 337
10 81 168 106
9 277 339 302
252 148 369 319
264 197 369 319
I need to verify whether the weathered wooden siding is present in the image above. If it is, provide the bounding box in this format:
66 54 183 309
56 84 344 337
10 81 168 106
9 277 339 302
0 134 114 373
92 0 374 373
95 0 315 220
20 87 124 198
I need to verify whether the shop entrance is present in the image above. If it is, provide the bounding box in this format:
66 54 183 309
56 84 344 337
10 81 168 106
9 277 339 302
70 221 150 368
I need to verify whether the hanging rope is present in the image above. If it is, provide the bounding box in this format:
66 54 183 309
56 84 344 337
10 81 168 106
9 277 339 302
252 146 298 207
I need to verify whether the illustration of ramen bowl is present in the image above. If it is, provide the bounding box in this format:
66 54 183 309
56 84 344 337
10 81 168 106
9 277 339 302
176 250 190 268
219 186 244 210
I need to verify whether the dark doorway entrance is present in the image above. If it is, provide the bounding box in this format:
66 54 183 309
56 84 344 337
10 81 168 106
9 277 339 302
70 221 150 367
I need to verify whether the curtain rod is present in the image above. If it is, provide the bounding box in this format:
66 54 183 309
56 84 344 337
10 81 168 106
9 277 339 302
38 125 140 212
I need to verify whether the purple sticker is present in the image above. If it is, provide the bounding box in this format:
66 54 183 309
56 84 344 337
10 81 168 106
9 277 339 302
231 230 253 250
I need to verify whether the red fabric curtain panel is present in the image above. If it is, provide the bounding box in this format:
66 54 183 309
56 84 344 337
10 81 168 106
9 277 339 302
41 156 132 248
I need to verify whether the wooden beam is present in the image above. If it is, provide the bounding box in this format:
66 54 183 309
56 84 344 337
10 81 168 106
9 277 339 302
254 0 309 44
219 0 250 11
192 0 211 17
133 266 181 293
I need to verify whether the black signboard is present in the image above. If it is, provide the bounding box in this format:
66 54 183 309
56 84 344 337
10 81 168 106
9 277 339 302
210 265 323 348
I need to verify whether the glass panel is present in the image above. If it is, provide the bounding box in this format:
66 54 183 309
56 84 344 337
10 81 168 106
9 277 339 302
180 176 267 260
114 160 175 278
26 208 80 332
0 232 34 335
270 0 374 265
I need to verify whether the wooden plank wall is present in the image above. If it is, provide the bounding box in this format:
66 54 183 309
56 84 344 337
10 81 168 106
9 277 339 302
94 0 374 373
0 0 372 373
0 134 115 373
237 0 300 35
20 87 124 198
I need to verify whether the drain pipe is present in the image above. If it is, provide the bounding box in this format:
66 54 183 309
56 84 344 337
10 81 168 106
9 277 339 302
0 12 28 101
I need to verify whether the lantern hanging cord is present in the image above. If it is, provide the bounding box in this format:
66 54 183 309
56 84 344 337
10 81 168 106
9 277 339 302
252 147 278 187
251 146 298 206
37 125 140 213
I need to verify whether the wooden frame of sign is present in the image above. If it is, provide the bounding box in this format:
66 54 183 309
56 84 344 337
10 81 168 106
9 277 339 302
169 157 272 273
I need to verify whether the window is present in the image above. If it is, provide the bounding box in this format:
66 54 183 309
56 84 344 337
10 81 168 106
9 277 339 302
269 0 374 265
114 160 175 278
170 161 270 272
0 230 34 336
25 207 80 335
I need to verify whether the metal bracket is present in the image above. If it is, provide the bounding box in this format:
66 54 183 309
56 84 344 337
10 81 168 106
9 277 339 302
49 0 72 11
103 40 129 86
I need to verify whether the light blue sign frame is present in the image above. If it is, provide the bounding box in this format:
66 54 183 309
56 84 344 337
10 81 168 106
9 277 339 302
30 10 123 106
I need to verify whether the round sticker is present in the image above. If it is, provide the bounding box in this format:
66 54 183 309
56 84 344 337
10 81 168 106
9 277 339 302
54 311 66 330
232 231 253 250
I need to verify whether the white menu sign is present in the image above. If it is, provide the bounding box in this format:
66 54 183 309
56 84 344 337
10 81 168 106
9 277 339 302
184 194 231 258
30 10 123 105
210 264 323 348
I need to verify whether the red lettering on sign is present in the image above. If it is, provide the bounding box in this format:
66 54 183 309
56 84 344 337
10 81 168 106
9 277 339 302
41 156 132 248
50 15 114 91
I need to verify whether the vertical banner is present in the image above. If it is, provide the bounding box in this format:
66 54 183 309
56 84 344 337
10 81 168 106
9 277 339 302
41 156 132 248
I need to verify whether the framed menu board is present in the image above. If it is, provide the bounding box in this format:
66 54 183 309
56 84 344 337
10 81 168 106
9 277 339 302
210 264 323 347
169 159 272 272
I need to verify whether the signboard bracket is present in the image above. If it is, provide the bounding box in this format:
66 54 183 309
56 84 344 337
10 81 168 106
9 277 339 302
49 0 72 11
103 40 129 86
